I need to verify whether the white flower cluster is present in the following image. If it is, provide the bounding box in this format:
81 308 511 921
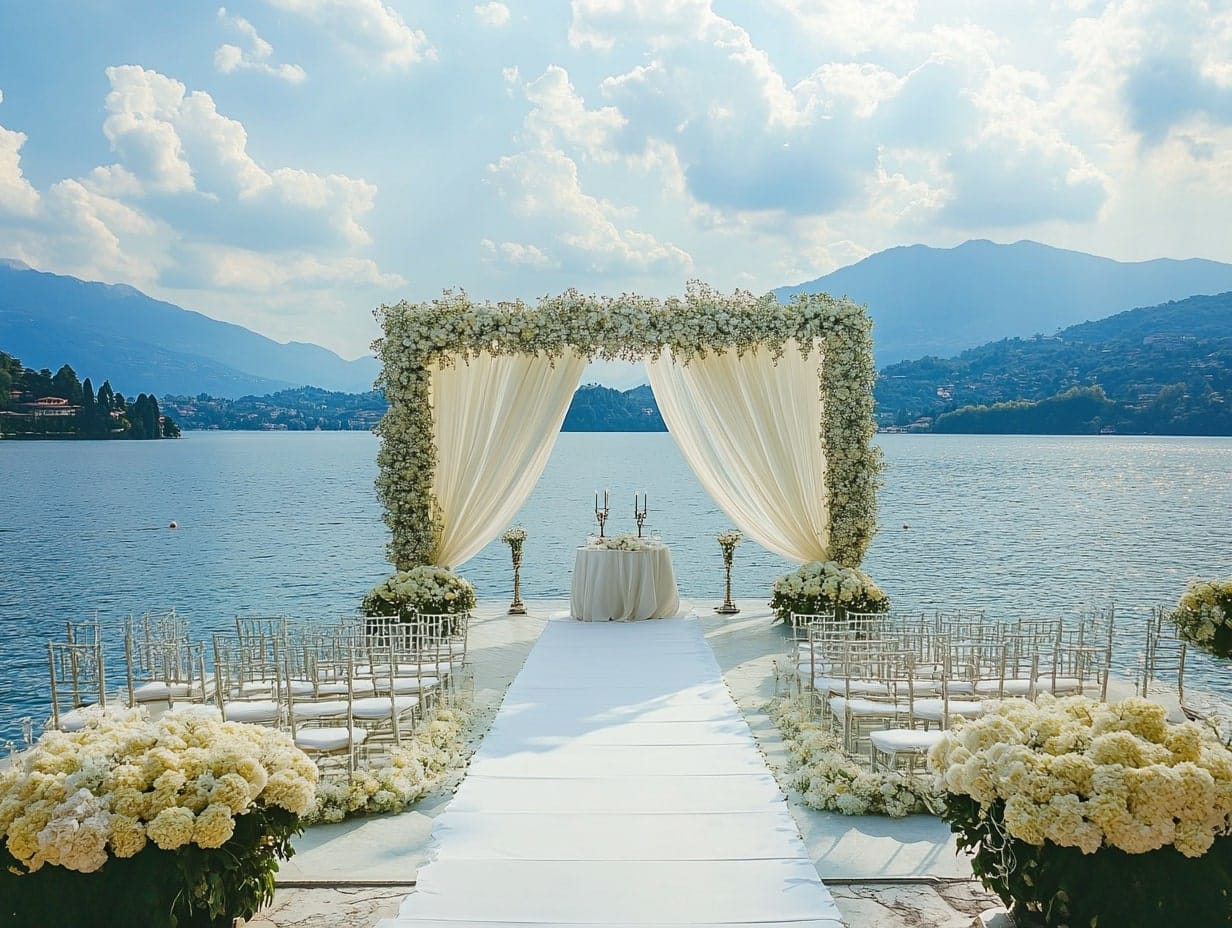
928 695 1232 858
501 526 527 560
373 283 881 571
305 704 471 824
770 559 889 622
501 527 527 545
590 533 660 551
770 698 938 817
1171 578 1232 658
362 565 477 617
717 530 743 551
0 706 318 874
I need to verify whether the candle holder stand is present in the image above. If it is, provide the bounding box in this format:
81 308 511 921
508 548 526 615
716 547 740 614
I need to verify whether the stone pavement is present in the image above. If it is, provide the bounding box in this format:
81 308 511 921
245 600 1006 928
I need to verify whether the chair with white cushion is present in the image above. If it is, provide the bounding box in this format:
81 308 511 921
827 641 913 754
284 639 367 775
211 634 282 725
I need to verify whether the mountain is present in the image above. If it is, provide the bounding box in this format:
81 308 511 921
775 240 1232 365
562 384 666 431
0 263 380 398
877 290 1232 434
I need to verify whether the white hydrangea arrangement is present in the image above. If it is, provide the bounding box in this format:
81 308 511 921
373 283 881 572
770 698 939 817
769 559 889 622
928 695 1232 927
362 564 477 617
1170 577 1232 659
0 705 317 926
306 704 471 824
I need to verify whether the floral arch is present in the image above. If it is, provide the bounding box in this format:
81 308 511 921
373 282 882 575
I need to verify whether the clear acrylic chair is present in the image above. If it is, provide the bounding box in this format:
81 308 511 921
47 639 106 731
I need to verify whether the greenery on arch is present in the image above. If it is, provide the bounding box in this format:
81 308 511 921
372 282 882 571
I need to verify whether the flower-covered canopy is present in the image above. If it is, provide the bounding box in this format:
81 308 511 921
373 281 881 571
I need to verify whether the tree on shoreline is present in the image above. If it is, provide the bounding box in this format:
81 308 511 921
0 350 179 439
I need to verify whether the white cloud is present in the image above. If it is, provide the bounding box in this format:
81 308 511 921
474 2 511 28
178 243 403 291
264 0 435 68
0 93 41 218
568 0 712 50
489 146 692 274
215 7 308 83
767 0 919 54
481 238 557 267
0 65 400 359
38 179 173 287
523 66 626 157
86 65 377 251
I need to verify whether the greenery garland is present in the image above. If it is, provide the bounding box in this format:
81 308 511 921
374 282 882 571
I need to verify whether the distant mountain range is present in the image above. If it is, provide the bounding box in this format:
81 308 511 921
776 239 1232 365
0 260 378 397
4 239 1232 398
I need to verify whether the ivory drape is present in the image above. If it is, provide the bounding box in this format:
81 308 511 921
644 341 829 564
429 348 587 568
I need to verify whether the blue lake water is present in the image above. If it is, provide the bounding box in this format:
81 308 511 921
2 430 1230 741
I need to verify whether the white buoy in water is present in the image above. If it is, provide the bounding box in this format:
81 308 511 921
169 521 178 529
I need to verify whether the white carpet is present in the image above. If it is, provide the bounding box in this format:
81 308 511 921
378 617 843 928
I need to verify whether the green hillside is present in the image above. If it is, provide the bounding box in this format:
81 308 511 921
877 292 1232 434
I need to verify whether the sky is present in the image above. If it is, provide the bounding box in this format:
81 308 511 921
1 0 1230 363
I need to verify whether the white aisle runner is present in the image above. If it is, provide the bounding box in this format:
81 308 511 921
378 617 844 928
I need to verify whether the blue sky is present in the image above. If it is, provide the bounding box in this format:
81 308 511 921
1 0 1230 362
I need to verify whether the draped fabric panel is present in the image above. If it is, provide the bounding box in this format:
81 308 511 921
644 341 829 564
430 348 587 568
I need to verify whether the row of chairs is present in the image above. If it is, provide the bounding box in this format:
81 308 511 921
38 609 470 777
787 608 1117 772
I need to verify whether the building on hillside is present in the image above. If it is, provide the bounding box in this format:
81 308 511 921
27 396 81 417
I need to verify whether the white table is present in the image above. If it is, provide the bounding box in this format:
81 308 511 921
570 544 681 621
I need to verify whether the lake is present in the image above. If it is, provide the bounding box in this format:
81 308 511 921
2 430 1229 742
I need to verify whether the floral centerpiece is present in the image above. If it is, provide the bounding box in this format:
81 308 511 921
928 695 1232 927
0 705 318 927
717 529 742 560
591 533 658 551
1169 577 1232 659
769 559 888 623
362 565 477 617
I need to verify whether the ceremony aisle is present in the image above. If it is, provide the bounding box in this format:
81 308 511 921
378 616 843 928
